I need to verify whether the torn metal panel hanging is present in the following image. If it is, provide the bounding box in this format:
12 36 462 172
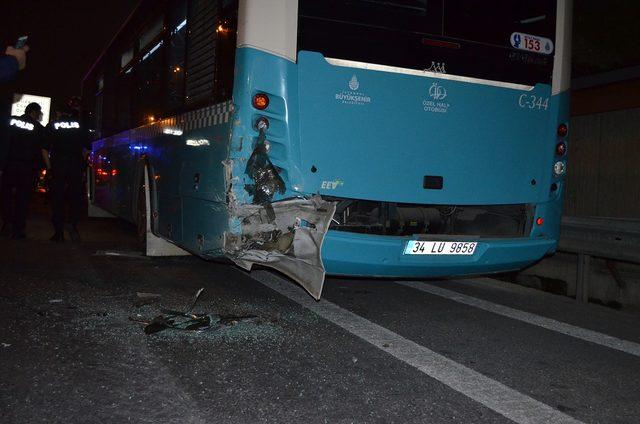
224 196 336 300
224 124 337 300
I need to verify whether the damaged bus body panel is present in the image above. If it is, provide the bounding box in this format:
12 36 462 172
223 195 336 300
222 122 337 299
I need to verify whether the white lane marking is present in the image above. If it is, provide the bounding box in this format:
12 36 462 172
252 271 582 424
399 281 640 358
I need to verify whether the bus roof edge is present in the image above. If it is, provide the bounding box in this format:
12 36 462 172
324 57 535 92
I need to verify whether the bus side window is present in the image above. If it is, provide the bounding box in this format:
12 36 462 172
167 0 188 113
82 0 240 139
116 63 134 132
134 15 166 127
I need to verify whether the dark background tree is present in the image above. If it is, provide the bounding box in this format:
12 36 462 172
0 0 137 104
1 0 638 104
573 0 640 77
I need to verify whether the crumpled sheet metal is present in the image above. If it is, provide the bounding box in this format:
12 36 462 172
224 196 336 300
244 135 285 205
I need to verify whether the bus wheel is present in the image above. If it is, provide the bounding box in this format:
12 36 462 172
136 170 148 250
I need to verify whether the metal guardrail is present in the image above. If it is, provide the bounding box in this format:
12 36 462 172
559 217 640 263
558 217 640 302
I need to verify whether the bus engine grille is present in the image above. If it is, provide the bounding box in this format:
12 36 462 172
323 197 535 238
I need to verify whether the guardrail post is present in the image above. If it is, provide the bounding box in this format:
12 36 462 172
576 254 590 303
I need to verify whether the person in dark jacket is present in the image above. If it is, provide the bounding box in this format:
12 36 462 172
0 45 29 84
0 102 47 238
45 105 90 242
0 46 31 169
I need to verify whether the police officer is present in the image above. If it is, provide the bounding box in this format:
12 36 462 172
0 102 47 239
45 105 90 242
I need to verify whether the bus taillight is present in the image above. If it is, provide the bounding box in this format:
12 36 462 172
557 123 568 138
555 142 567 156
252 93 269 110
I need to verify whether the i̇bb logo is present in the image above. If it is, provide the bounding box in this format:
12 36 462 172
429 82 447 101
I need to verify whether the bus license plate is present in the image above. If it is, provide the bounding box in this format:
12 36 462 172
404 241 477 255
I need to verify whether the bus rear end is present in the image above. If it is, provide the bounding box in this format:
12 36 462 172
227 0 572 297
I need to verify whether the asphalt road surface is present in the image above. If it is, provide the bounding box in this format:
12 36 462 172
2 202 640 423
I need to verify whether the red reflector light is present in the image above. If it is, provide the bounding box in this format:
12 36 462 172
252 93 269 110
536 217 544 226
556 142 567 156
557 123 568 138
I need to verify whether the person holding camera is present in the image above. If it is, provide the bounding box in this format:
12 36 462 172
1 45 29 84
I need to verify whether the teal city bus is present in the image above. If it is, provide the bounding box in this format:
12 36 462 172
82 0 573 299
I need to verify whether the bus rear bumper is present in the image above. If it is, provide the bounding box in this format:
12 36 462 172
322 231 557 278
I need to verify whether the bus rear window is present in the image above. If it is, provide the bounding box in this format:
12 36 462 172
444 1 556 48
298 0 557 86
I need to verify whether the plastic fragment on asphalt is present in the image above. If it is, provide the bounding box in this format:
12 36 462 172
185 287 204 313
136 313 262 335
143 314 214 335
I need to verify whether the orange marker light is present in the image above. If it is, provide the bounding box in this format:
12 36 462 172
536 217 544 226
252 93 269 110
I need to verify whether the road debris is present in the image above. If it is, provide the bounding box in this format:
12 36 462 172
129 288 260 335
185 287 205 313
141 313 214 334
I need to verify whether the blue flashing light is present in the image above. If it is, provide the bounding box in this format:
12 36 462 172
129 145 149 151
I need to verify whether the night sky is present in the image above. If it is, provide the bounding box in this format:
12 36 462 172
1 0 138 108
1 0 639 106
